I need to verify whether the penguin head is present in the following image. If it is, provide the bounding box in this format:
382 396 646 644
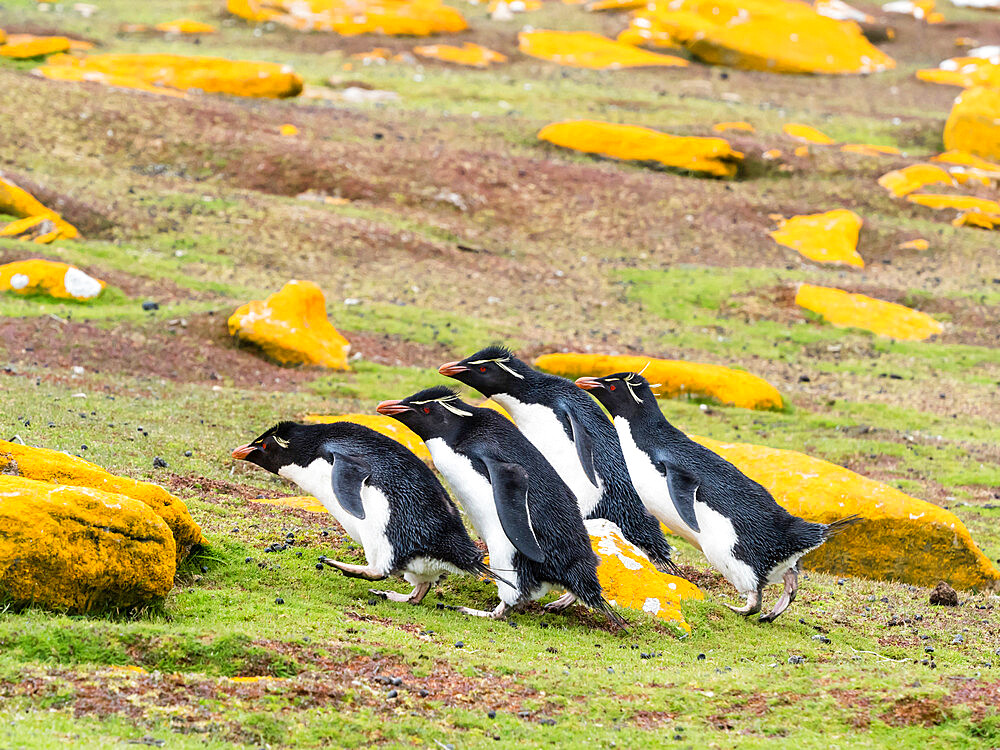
575 371 657 418
232 421 306 475
376 386 474 440
438 345 532 397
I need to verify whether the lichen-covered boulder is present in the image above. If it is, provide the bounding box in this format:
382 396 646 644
783 123 835 144
586 519 702 633
944 86 1000 162
518 30 689 69
0 34 72 58
795 284 943 340
228 0 467 36
692 436 1000 591
0 441 205 562
0 259 104 301
36 53 303 99
840 143 900 157
769 209 864 268
0 476 177 612
0 173 79 244
534 353 782 410
413 42 506 68
229 281 351 369
623 0 894 74
154 18 218 33
304 413 429 460
906 193 1000 229
917 58 1000 89
878 164 955 197
538 120 742 178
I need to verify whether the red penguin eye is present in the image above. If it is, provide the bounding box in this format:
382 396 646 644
609 385 616 391
423 407 430 414
479 366 487 372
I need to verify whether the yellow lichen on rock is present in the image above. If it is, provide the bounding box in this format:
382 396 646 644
795 283 943 340
841 143 900 156
227 0 468 36
877 164 955 197
0 259 104 301
691 437 1000 591
906 193 1000 218
0 476 177 612
413 42 507 68
538 120 742 178
944 86 1000 161
917 58 1000 89
586 519 702 633
229 281 351 369
37 53 303 98
712 121 755 133
626 0 894 75
952 211 1000 229
304 414 430 460
898 238 929 250
0 173 79 243
769 209 864 268
534 353 783 410
518 30 689 69
154 18 218 33
783 123 835 145
586 0 647 11
0 34 72 58
0 441 205 561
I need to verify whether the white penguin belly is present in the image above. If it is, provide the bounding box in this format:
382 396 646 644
279 458 393 575
613 418 757 594
425 438 521 605
492 394 603 517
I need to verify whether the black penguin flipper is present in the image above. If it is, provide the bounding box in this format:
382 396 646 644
563 407 598 488
659 460 701 533
484 459 546 563
320 448 371 520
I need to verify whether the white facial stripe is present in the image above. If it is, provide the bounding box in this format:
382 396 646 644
410 394 473 416
466 356 525 379
273 436 290 448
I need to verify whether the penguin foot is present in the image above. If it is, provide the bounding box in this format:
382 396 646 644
759 569 799 623
369 581 431 605
725 589 762 617
456 602 511 620
320 558 386 581
543 592 578 613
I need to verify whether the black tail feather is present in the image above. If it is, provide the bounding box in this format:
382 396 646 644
824 514 862 538
465 559 518 590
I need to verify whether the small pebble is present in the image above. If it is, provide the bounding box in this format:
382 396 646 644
200 565 207 574
80 444 88 450
387 689 398 699
697 653 706 661
274 597 284 605
141 301 159 311
419 689 429 697
391 677 402 686
244 557 252 564
925 646 935 653
539 719 555 726
788 655 805 665
455 641 464 649
315 563 324 570
487 710 496 719
184 450 192 457
812 635 831 644
152 456 168 469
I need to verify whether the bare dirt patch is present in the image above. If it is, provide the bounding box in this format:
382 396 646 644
880 695 949 727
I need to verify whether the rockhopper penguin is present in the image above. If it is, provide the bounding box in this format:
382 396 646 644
377 387 624 626
232 421 493 605
576 372 859 622
438 346 678 573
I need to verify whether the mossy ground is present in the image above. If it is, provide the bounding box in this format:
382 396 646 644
1 0 999 746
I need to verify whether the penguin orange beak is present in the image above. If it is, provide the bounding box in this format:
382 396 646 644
231 444 255 460
376 399 413 416
575 377 604 391
438 361 469 377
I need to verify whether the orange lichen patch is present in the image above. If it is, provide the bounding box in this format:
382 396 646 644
227 0 468 36
691 436 1000 591
841 143 901 156
229 280 351 369
35 64 189 98
37 53 303 98
906 193 1000 217
413 42 506 68
877 164 955 197
769 209 864 268
930 149 1000 186
0 34 72 58
0 173 79 243
0 440 205 561
254 496 328 513
944 86 1000 162
953 211 1000 229
712 121 755 133
517 30 689 69
303 414 429 460
917 58 1000 89
350 47 394 62
762 148 782 160
783 123 835 145
154 18 218 33
814 0 874 23
279 123 298 136
487 0 542 12
628 0 894 75
0 28 5 44
899 238 930 250
0 259 104 301
795 283 943 340
0 476 177 612
534 353 783 410
538 120 742 178
793 145 810 157
587 0 647 10
586 519 701 633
